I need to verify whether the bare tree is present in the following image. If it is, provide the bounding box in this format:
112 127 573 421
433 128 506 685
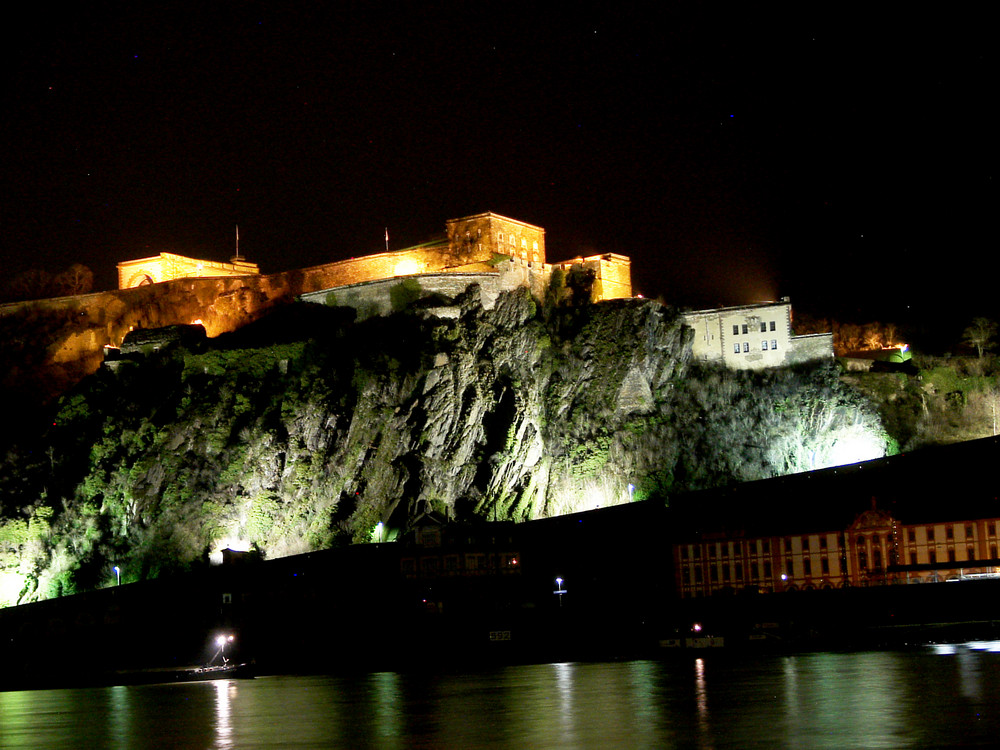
862 325 883 350
963 388 1000 438
838 323 864 352
53 264 94 296
962 318 998 358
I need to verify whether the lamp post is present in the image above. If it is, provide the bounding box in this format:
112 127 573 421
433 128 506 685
113 565 120 586
554 577 566 607
215 634 235 665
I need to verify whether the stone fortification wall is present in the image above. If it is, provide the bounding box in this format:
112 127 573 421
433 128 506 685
118 252 259 288
4 213 630 404
2 276 286 404
3 249 540 403
583 254 632 300
548 253 633 301
787 333 835 365
302 273 501 321
286 245 451 295
300 260 541 321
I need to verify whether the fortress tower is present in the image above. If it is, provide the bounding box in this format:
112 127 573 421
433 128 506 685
445 213 546 268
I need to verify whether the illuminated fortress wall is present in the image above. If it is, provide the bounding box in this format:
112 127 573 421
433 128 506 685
302 273 501 320
285 213 629 313
300 257 545 320
118 252 260 289
279 246 449 295
6 212 638 402
294 213 629 308
114 212 629 308
550 253 633 301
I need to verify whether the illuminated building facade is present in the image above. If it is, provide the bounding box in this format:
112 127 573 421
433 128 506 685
445 212 547 267
117 252 259 289
682 299 833 370
673 509 1000 598
115 212 632 303
398 514 522 581
297 212 632 313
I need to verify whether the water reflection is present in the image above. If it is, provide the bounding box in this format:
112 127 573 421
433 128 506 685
693 658 713 750
109 685 131 750
370 670 402 744
1 650 999 748
212 680 235 749
552 662 574 741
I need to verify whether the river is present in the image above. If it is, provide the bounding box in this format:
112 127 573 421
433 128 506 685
2 644 998 749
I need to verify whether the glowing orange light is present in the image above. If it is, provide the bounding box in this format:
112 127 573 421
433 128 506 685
393 259 420 276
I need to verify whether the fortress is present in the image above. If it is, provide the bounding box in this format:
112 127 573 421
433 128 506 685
115 212 633 305
113 210 827 366
2 211 830 404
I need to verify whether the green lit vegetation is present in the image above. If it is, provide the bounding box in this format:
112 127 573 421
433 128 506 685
390 279 423 312
0 295 899 606
844 354 1000 448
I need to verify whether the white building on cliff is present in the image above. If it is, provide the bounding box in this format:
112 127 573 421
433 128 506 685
681 299 833 370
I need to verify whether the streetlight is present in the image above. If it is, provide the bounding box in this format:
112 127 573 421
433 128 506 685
554 577 566 607
215 634 235 664
113 565 120 586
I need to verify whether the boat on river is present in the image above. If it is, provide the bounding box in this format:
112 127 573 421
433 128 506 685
174 661 255 681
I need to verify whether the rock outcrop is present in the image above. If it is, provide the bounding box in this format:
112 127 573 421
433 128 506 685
0 291 889 604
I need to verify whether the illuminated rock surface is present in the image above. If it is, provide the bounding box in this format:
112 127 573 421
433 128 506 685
0 291 888 604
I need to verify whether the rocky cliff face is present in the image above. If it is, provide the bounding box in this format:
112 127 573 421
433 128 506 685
0 289 889 604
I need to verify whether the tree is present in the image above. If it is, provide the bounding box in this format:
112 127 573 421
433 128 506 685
565 266 596 305
838 323 863 353
52 264 94 296
883 323 899 347
962 318 998 358
862 325 883 350
545 267 567 307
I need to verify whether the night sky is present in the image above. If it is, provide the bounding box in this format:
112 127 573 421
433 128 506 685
3 3 994 339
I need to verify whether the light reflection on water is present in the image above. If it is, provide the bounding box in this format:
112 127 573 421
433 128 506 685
0 647 998 749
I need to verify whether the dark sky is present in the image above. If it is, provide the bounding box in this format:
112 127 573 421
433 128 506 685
3 2 994 336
